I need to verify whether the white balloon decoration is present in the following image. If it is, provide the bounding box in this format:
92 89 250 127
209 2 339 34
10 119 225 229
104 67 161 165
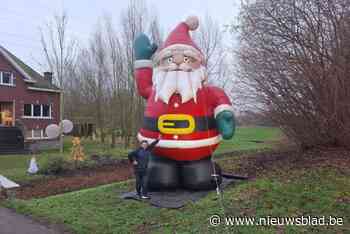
62 119 74 134
45 124 60 139
45 120 73 139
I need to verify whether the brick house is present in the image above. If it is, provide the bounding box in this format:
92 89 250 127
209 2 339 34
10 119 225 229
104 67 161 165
0 45 60 142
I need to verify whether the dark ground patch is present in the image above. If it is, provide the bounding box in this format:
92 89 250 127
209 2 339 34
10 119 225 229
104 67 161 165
121 177 236 208
0 207 71 234
219 147 350 179
9 161 133 200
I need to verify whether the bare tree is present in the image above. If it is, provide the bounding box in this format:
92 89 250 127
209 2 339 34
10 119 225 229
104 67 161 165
236 0 350 149
103 15 125 147
40 10 77 153
148 14 163 46
89 23 110 143
60 0 162 148
193 14 229 87
119 0 162 146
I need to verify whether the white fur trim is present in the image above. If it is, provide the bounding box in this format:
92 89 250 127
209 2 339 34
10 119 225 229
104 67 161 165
137 133 221 148
154 44 204 63
185 16 199 31
134 60 153 69
214 104 234 118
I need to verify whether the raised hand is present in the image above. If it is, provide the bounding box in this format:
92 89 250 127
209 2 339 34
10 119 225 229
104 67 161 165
134 33 158 60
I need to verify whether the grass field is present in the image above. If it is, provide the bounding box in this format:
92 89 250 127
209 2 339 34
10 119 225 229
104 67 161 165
2 126 349 233
0 126 282 182
0 138 130 182
5 166 349 234
216 126 282 154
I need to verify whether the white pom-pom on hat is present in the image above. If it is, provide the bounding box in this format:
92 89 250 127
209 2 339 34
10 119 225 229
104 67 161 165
185 15 199 31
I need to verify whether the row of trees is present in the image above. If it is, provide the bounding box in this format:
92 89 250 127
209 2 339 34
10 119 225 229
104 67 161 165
40 0 350 151
40 0 230 148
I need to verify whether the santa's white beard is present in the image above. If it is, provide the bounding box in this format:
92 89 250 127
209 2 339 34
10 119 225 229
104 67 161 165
152 65 207 104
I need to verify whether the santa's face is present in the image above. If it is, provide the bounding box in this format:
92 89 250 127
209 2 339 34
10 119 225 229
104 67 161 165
152 48 207 104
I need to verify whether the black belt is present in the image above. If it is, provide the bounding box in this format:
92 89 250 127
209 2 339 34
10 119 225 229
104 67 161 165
143 116 216 132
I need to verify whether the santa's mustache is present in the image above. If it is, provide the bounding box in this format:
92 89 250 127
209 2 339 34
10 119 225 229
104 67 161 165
152 65 207 104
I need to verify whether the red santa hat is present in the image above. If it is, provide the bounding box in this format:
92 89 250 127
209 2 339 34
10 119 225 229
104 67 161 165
154 16 204 63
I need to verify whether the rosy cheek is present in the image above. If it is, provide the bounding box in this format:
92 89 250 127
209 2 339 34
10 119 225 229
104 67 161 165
190 61 201 69
158 61 167 68
157 63 169 71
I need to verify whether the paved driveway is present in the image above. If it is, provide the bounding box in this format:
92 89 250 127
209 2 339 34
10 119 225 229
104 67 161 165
0 207 69 234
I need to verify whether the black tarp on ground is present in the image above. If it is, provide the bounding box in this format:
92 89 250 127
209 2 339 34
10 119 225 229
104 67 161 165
120 177 235 209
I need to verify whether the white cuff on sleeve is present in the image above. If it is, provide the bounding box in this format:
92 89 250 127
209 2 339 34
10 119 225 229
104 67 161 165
214 104 234 118
134 60 153 69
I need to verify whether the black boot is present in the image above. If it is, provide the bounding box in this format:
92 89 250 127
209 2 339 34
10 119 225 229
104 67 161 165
146 154 180 190
180 157 222 190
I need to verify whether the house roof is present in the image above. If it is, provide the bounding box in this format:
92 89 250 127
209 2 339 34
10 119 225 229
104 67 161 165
0 45 60 92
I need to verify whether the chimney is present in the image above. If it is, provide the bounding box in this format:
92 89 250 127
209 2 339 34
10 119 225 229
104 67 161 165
43 72 53 84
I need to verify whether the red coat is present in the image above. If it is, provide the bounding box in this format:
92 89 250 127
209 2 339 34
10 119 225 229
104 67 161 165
135 65 233 161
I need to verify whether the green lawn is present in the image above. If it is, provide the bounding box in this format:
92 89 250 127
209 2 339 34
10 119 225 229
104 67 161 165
0 138 130 182
2 126 349 234
5 166 349 234
216 126 282 154
0 126 282 183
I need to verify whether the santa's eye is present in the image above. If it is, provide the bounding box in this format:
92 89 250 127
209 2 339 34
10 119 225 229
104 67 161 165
184 56 190 63
167 57 173 63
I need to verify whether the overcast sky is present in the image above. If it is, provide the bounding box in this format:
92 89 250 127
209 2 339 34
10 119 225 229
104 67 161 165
0 0 240 73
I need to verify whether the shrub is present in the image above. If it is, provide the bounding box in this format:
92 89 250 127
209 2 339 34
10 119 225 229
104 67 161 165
39 156 67 175
237 0 350 149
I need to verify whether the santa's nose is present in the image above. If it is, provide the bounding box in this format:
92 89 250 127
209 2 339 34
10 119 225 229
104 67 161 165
173 54 184 65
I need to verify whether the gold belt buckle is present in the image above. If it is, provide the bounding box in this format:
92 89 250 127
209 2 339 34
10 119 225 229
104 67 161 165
158 114 195 135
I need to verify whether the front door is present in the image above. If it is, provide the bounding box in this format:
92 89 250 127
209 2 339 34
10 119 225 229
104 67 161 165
0 102 14 126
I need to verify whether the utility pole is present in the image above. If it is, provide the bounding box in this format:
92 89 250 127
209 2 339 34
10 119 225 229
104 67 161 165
59 88 64 154
58 13 65 155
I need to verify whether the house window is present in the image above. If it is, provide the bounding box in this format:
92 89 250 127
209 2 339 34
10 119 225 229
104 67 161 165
27 129 48 140
23 104 52 119
33 105 41 117
42 105 50 117
24 104 32 116
33 129 42 138
25 130 32 139
0 71 14 86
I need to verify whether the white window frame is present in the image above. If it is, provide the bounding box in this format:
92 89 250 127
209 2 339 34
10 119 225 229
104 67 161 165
26 129 49 140
22 104 52 119
0 71 15 87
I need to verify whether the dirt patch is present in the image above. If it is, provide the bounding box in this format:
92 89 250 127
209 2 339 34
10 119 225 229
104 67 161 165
10 161 134 200
219 147 350 179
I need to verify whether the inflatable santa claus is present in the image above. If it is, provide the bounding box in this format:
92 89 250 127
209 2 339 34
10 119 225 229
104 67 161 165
134 16 235 190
